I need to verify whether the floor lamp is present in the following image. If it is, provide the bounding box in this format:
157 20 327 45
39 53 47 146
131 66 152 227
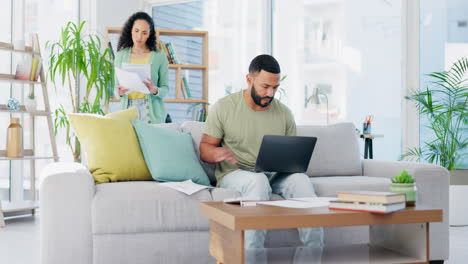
305 84 331 125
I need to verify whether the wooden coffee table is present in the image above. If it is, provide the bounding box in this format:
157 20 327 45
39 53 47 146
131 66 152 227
200 202 442 264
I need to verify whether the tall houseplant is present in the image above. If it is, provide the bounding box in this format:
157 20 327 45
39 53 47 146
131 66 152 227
401 57 468 170
47 21 114 162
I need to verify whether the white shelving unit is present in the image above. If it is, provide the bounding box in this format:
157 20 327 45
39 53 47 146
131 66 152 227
0 34 58 227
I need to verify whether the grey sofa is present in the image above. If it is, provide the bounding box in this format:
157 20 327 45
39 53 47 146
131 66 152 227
40 122 449 264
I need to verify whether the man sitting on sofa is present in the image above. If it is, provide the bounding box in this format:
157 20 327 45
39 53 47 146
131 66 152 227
199 54 323 248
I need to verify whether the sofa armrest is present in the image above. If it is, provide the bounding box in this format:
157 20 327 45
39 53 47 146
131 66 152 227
40 162 95 264
363 159 449 261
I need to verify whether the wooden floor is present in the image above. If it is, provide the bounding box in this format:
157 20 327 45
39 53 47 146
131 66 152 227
0 213 467 264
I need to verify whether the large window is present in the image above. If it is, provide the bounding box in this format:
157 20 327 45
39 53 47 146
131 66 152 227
274 0 403 161
150 0 269 123
22 0 80 201
150 0 405 160
152 1 205 123
0 0 79 203
420 0 468 168
24 0 79 163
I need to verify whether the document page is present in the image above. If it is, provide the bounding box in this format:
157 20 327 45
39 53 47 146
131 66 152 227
115 68 148 94
291 197 338 207
121 63 151 81
158 180 213 195
257 197 337 208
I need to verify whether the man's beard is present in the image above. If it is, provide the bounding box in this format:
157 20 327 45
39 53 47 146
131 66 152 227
251 84 274 107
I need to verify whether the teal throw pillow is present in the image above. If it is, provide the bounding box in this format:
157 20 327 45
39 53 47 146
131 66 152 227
131 119 211 186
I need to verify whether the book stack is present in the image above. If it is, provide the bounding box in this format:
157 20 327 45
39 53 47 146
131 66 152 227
159 41 181 65
329 191 406 214
191 104 205 122
181 75 191 99
14 55 42 81
158 41 192 99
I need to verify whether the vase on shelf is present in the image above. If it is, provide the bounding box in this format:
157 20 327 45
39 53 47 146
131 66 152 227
6 117 24 158
24 96 37 111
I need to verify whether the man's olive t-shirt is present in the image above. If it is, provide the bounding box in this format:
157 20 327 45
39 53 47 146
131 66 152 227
203 91 296 184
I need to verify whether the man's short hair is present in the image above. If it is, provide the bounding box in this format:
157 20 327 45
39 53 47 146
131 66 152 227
248 54 281 75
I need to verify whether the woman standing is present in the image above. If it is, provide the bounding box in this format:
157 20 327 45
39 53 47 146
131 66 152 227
115 11 170 123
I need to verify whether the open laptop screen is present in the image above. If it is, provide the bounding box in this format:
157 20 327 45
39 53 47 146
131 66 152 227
254 135 317 174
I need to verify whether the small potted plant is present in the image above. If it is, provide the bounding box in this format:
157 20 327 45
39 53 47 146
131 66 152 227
390 170 416 206
24 86 37 111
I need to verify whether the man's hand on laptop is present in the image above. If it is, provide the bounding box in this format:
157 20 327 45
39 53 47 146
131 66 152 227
213 147 238 164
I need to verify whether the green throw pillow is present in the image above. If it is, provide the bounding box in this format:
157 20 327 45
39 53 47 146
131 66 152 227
131 119 211 186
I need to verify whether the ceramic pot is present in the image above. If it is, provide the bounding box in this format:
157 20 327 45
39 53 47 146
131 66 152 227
390 183 416 206
24 97 37 111
449 170 468 226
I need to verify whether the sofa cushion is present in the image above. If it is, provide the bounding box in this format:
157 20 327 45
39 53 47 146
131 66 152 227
68 107 152 183
181 121 217 186
309 176 391 197
297 123 362 177
132 119 210 186
92 182 239 234
155 122 182 131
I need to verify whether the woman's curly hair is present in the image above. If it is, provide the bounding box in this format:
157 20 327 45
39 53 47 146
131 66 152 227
117 12 158 52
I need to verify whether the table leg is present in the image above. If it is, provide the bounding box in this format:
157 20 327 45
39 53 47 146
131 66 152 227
209 220 244 264
369 138 373 159
364 138 369 159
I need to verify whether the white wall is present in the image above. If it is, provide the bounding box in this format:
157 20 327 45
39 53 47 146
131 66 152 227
447 0 468 43
93 0 145 37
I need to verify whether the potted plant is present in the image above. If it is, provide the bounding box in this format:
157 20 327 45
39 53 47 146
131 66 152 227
402 57 468 223
401 57 467 170
24 86 37 111
47 21 114 162
390 170 416 206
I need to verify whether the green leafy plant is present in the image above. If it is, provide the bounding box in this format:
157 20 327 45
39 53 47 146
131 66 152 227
47 21 114 162
225 75 288 100
401 57 468 170
27 86 35 100
277 75 287 99
391 170 415 184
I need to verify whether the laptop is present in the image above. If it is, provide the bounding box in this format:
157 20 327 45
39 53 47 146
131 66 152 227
253 135 317 180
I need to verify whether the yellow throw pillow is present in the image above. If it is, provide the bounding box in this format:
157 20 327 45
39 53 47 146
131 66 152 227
68 107 152 183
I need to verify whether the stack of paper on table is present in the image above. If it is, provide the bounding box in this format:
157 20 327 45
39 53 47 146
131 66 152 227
257 197 337 208
222 197 337 208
